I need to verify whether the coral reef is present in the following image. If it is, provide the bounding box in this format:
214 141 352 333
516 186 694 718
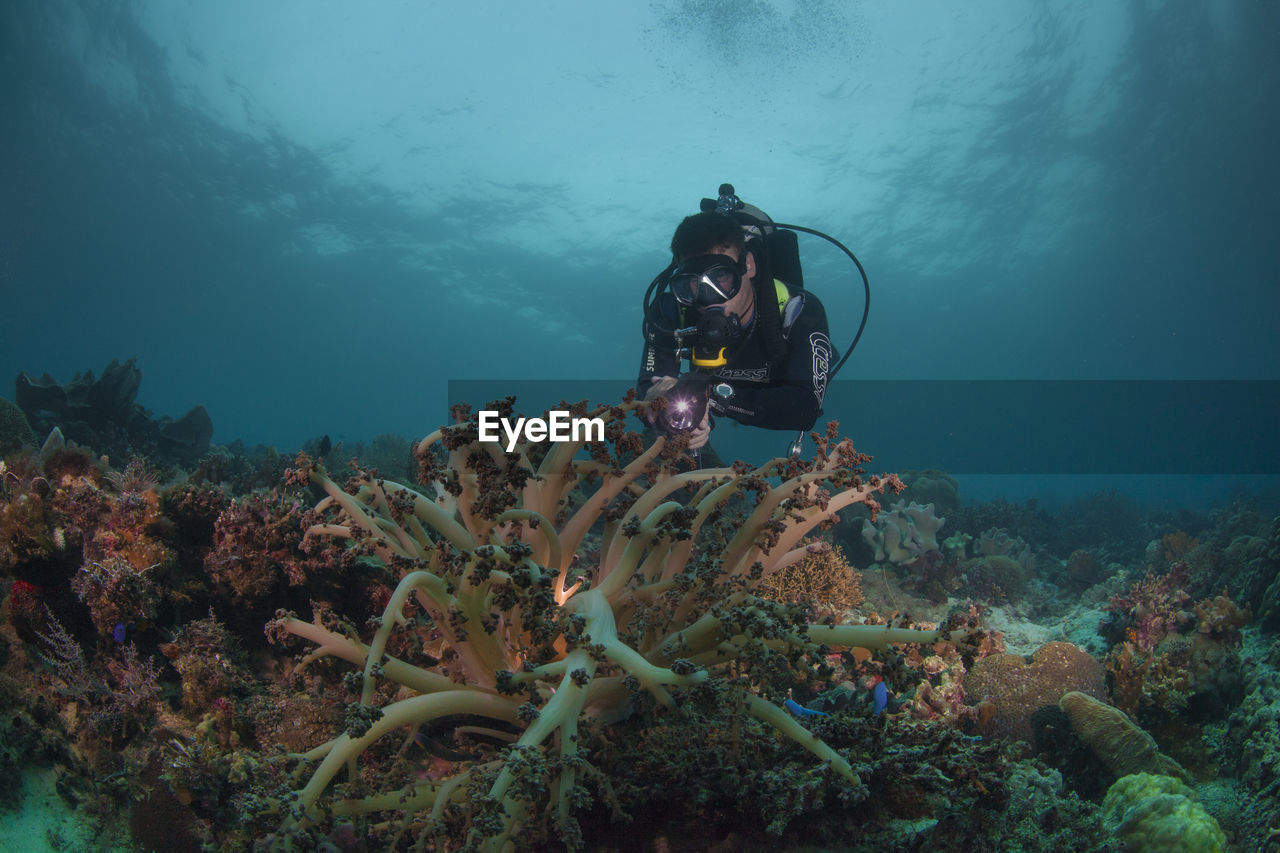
14 359 212 466
159 613 252 716
1064 548 1101 589
1257 515 1280 632
965 642 1105 741
754 542 863 620
1101 561 1250 726
1219 634 1280 850
1104 562 1194 654
1159 530 1200 564
203 493 311 607
1049 490 1150 565
262 404 962 849
861 500 945 565
344 432 417 484
947 496 1052 556
962 554 1028 604
992 761 1103 850
974 527 1036 577
896 469 960 515
0 395 36 457
1 384 1275 851
1058 691 1187 781
1101 772 1226 853
909 649 983 728
187 444 289 494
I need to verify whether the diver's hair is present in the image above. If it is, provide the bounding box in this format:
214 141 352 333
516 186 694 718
670 212 747 259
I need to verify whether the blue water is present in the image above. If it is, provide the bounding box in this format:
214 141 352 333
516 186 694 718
2 0 1277 501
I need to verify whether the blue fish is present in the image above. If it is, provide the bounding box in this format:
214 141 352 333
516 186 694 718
872 680 888 716
113 622 127 643
784 698 828 718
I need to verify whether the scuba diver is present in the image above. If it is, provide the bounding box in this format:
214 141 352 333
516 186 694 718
638 185 850 460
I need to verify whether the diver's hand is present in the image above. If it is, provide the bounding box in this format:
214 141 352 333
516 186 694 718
644 376 678 402
687 408 712 449
643 376 678 425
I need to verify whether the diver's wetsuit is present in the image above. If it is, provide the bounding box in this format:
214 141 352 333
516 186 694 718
638 280 833 432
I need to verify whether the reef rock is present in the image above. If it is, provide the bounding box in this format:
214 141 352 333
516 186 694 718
17 357 142 428
0 395 36 456
13 359 214 467
160 405 214 463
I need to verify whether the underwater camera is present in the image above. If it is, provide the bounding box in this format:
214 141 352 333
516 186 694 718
652 373 710 436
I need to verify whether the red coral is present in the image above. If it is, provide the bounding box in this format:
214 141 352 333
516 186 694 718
159 614 251 715
1106 588 1250 717
1160 530 1199 563
1104 562 1193 652
1193 590 1250 642
71 557 159 638
6 579 50 641
161 482 231 543
85 486 173 572
204 493 310 604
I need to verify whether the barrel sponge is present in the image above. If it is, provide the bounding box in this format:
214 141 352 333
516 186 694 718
1058 691 1187 781
0 396 36 457
1102 772 1227 853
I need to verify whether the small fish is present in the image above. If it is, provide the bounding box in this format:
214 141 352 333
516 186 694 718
872 680 888 716
784 698 829 718
113 622 127 643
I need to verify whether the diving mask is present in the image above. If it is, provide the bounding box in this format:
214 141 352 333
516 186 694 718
670 253 745 308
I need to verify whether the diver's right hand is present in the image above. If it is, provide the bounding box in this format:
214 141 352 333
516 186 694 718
644 376 679 402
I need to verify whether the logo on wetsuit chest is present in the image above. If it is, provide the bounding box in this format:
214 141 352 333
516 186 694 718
810 333 831 402
716 367 770 381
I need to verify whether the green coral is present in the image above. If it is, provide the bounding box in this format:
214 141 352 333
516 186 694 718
1101 772 1227 853
0 396 36 457
962 553 1027 603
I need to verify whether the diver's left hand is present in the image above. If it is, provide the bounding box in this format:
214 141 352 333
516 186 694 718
643 375 679 427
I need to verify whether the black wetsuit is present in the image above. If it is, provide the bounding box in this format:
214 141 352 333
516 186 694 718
638 280 833 432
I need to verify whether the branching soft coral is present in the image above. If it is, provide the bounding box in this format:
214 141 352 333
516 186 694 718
754 542 863 621
266 400 957 850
